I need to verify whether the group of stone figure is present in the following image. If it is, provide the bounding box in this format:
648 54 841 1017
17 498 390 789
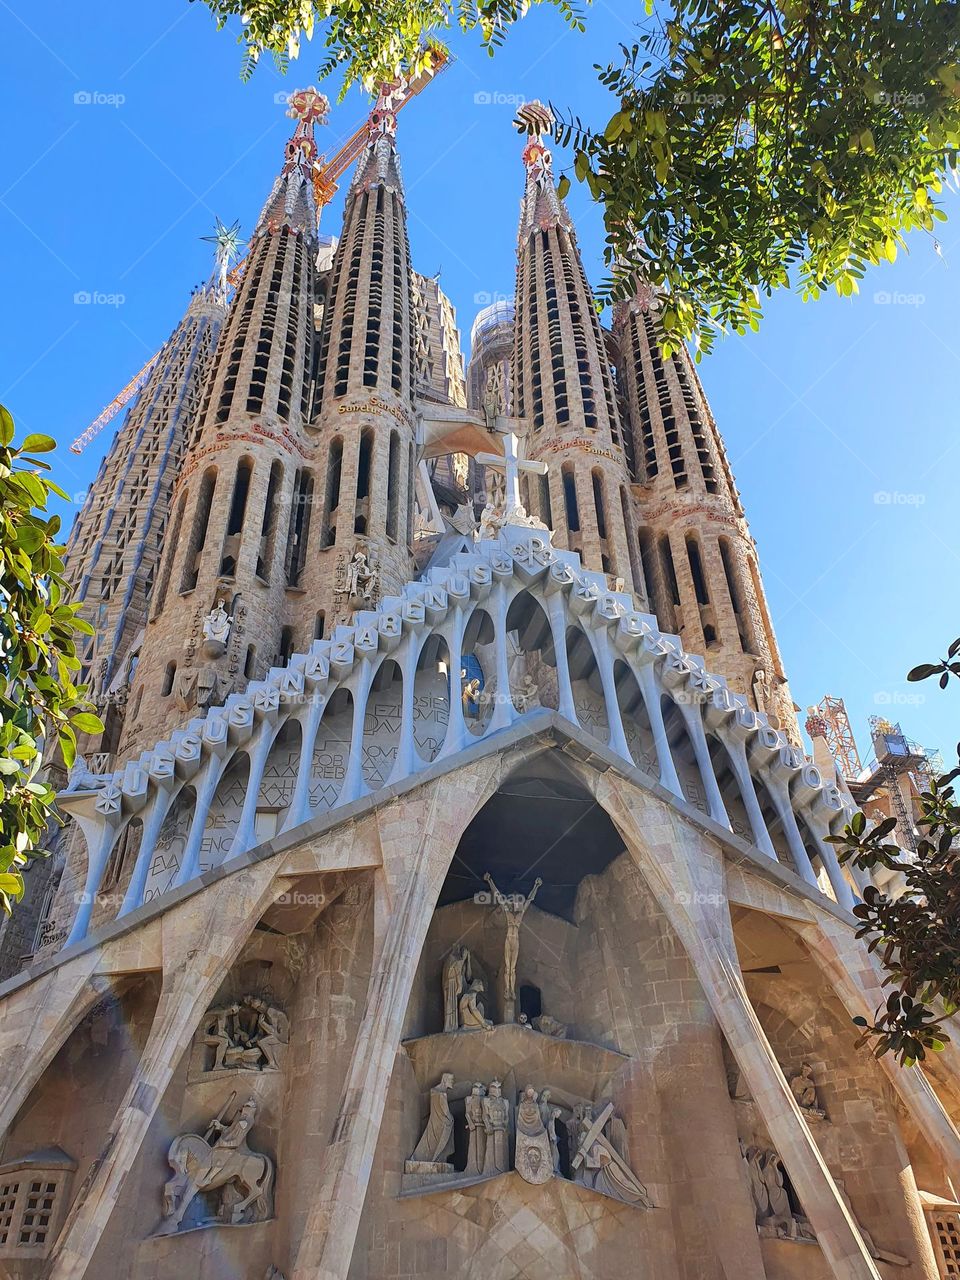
406 1075 651 1207
201 995 289 1073
740 1143 813 1241
443 874 549 1029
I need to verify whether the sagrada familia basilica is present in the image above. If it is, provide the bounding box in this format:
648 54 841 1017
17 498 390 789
2 80 960 1280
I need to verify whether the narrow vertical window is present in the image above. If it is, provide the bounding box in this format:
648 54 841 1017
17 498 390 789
562 465 580 533
592 469 608 539
386 430 400 541
286 468 314 587
685 534 710 605
219 456 253 577
181 468 217 592
321 437 342 549
161 661 176 697
153 489 188 617
256 460 283 581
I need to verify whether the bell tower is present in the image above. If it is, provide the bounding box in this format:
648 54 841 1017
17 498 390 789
121 88 328 755
615 284 800 740
511 106 647 601
303 87 418 631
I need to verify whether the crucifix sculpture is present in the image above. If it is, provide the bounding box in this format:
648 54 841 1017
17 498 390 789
476 429 548 537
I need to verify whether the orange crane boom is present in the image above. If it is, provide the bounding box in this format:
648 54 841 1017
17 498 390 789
70 51 449 455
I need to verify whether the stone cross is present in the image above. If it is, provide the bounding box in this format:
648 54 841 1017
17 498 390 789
476 429 547 514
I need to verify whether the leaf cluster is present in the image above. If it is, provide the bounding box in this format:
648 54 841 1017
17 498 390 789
827 745 960 1066
542 0 960 355
0 406 102 913
195 0 585 94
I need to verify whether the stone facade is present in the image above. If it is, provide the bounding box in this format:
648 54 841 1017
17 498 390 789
1 91 956 1280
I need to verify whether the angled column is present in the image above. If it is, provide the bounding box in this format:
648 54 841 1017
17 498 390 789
598 770 882 1280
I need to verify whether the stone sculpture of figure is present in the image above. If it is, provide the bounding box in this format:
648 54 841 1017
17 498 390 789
483 873 542 1022
513 672 539 713
741 1143 769 1222
538 1088 562 1173
465 1083 487 1176
569 1103 653 1207
409 1072 456 1168
203 1003 241 1071
482 366 504 430
752 667 769 715
346 550 378 604
196 666 227 711
442 944 472 1033
532 1013 567 1039
159 1097 274 1234
481 1079 511 1176
249 998 289 1071
760 1150 795 1237
515 1086 554 1185
459 978 493 1030
789 1063 824 1116
202 600 232 651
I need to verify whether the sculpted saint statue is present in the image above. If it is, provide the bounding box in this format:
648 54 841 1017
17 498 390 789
464 1083 487 1176
409 1072 456 1167
789 1062 823 1115
202 601 232 648
459 978 493 1030
483 873 542 1020
442 944 472 1033
481 1079 511 1176
515 1086 554 1185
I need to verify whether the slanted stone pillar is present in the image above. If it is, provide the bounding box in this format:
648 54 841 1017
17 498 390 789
597 771 882 1280
289 758 502 1280
46 858 287 1280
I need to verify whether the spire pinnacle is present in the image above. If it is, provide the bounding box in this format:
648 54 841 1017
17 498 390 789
200 217 244 305
515 101 571 241
254 86 330 238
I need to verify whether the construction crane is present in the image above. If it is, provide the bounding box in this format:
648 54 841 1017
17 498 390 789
70 51 449 456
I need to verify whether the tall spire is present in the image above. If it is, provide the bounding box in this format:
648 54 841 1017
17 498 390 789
510 103 645 598
304 82 418 627
122 94 328 756
255 86 328 237
63 244 228 759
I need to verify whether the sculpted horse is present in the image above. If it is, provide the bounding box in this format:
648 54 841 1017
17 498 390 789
159 1131 273 1234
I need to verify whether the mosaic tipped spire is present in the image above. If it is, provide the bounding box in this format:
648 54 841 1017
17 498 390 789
515 101 571 241
255 86 330 237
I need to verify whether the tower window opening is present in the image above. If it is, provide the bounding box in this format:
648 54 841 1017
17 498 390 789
685 534 711 605
592 470 608 540
153 489 187 618
219 456 253 577
719 537 751 652
285 468 314 588
321 437 343 548
539 474 553 529
256 460 284 582
277 626 295 667
161 661 176 697
386 430 400 542
562 465 580 533
180 467 217 593
244 644 257 679
660 535 681 606
314 611 325 640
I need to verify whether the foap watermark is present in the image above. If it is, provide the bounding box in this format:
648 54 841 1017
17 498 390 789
674 890 725 907
874 690 926 708
74 90 125 108
873 490 925 506
473 91 527 107
874 289 925 306
274 91 294 106
873 90 927 107
674 90 726 106
473 290 513 306
74 290 126 308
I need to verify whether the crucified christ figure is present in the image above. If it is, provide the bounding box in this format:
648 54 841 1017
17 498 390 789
483 872 542 1022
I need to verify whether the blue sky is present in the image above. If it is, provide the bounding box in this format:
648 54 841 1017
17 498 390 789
1 0 957 768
